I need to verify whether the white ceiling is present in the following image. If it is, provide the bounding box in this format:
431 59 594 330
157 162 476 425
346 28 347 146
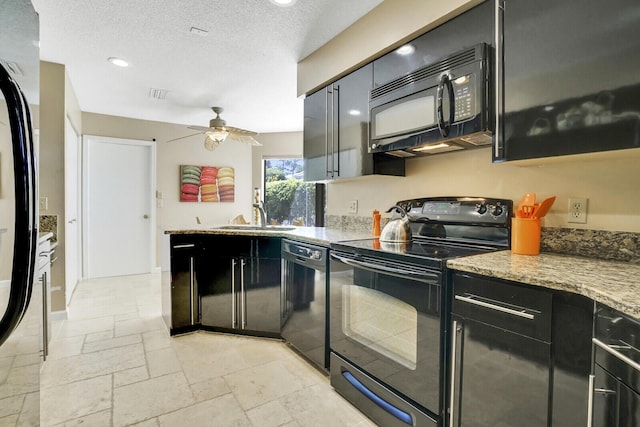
31 0 383 135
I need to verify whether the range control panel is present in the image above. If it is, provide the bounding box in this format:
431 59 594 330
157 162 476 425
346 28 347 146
395 197 512 226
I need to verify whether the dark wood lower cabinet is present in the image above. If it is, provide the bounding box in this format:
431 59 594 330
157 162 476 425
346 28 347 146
450 317 551 426
165 235 281 338
449 272 594 427
198 236 281 337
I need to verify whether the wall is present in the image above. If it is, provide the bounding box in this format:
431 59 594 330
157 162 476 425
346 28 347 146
297 0 482 95
39 61 82 312
82 113 301 264
327 147 640 233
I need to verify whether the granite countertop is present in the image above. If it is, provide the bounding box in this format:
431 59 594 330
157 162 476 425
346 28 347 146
163 225 372 246
447 251 640 320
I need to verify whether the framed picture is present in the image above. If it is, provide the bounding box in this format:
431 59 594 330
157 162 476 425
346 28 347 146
180 165 235 203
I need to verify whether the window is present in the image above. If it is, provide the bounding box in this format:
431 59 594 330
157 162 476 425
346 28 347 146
262 158 324 227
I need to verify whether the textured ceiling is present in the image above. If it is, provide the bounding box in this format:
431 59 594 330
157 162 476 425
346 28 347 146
31 0 383 135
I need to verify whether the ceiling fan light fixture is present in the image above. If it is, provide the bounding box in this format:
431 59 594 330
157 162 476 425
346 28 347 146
206 129 229 142
107 57 129 67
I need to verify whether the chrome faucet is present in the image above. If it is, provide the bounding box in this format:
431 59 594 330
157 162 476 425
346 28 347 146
253 201 267 228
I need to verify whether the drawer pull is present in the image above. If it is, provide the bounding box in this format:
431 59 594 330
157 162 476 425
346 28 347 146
593 337 640 374
454 294 535 320
173 244 195 249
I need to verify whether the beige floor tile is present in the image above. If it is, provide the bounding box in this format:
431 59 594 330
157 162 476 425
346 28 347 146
82 333 142 354
40 374 112 426
41 274 374 427
245 400 294 427
56 316 114 339
114 317 166 337
113 366 149 388
112 372 194 426
50 409 112 426
41 343 145 388
46 335 85 360
0 394 24 418
146 347 181 378
280 383 377 427
84 330 114 343
189 377 231 402
142 330 172 352
223 359 309 411
157 394 251 427
17 391 39 426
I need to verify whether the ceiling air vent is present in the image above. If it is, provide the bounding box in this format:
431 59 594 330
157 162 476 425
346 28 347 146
148 88 168 100
0 59 24 76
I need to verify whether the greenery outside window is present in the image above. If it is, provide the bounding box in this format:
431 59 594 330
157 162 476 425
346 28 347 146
263 158 324 227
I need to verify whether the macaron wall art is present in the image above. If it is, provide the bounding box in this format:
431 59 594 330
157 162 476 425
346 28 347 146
180 165 235 203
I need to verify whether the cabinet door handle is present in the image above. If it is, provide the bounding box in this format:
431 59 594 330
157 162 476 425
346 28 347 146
231 259 237 328
587 374 594 427
493 0 505 160
454 294 536 320
449 320 462 427
189 257 195 325
42 271 48 361
333 84 340 175
593 337 640 373
241 259 246 329
173 244 195 249
325 88 331 177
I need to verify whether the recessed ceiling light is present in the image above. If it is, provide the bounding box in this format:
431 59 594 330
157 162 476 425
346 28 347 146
108 57 129 67
395 44 415 56
270 0 296 6
348 109 361 116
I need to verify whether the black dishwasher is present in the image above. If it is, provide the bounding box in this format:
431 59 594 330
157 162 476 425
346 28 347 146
449 272 552 427
281 239 329 371
591 304 640 427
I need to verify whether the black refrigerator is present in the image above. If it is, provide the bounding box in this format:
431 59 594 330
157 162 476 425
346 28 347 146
0 0 41 425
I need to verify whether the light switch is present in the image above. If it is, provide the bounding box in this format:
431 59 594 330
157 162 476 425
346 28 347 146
39 197 48 211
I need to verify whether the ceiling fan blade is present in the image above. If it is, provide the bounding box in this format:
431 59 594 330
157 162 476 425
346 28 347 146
165 132 202 143
226 125 258 136
187 125 213 133
226 133 262 146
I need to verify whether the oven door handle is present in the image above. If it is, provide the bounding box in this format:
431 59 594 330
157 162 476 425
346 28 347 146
330 253 439 281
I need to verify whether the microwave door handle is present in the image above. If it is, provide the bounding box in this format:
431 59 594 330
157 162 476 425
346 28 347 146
437 74 454 137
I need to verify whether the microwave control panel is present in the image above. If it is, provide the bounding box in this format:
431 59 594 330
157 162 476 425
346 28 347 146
453 75 475 122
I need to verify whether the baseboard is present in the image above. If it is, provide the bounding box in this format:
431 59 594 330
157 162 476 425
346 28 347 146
0 280 9 288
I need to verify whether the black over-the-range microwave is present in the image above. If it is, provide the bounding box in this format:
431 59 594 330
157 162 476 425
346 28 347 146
369 43 492 158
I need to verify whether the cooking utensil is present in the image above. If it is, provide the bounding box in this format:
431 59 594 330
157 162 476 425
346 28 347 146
379 205 413 243
518 193 536 210
532 196 556 219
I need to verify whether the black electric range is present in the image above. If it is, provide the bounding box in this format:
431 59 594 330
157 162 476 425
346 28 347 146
328 197 512 427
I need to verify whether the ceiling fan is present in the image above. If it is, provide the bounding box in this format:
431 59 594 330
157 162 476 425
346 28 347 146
167 106 261 151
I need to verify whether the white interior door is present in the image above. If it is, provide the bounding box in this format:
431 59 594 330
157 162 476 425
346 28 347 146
83 136 155 278
64 118 81 304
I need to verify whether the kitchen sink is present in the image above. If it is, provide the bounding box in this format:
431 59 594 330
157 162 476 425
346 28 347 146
215 225 296 231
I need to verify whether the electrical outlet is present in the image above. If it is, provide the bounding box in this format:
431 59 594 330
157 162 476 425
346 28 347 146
568 197 588 223
39 197 48 211
348 200 358 214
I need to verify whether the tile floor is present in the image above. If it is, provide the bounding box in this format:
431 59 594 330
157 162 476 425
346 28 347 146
41 273 376 427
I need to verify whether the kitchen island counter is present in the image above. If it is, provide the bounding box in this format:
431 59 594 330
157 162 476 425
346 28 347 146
448 251 640 320
163 225 371 247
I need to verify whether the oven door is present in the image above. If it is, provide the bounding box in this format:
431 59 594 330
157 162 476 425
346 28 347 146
329 250 442 416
